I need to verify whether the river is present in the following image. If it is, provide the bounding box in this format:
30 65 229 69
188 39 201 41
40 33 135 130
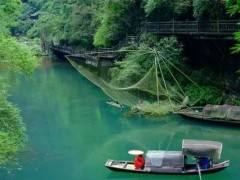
1 58 240 180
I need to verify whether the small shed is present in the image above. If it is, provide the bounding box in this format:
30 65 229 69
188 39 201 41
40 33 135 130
182 139 222 162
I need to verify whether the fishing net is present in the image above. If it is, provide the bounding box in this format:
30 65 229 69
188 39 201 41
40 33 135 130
66 49 197 116
68 59 165 106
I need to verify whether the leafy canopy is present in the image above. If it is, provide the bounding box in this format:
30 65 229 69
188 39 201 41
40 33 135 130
225 0 240 53
94 0 142 47
28 0 100 49
0 0 22 35
193 0 225 20
144 0 191 19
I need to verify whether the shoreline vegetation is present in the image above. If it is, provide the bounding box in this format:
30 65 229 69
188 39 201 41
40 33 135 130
21 0 240 116
0 0 38 165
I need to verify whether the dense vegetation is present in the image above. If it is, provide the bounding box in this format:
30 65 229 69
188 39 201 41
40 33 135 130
22 0 229 48
225 0 240 53
21 0 240 107
0 0 38 164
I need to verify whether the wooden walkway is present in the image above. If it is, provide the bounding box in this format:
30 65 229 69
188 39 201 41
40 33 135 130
50 20 240 67
50 36 139 67
51 45 117 58
50 45 120 67
144 20 240 36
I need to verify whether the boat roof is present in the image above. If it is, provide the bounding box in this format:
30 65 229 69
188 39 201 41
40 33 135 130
145 151 184 168
203 104 240 120
182 139 222 161
128 150 144 156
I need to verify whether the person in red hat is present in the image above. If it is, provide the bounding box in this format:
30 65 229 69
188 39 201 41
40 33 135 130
134 154 145 169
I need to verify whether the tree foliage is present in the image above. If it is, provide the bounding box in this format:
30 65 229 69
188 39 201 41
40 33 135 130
225 0 240 16
144 0 191 20
0 0 22 35
94 0 143 47
185 84 223 105
0 36 38 74
27 0 100 49
0 0 38 73
0 0 38 165
193 0 226 20
0 85 26 164
27 0 232 48
225 0 240 53
19 0 240 107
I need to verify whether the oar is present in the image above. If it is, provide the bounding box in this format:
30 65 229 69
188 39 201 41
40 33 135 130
197 163 203 180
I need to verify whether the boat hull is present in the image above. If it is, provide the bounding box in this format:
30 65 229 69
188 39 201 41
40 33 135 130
105 160 229 175
176 111 240 125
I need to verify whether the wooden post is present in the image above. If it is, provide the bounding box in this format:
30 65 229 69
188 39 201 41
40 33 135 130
197 21 199 33
172 19 175 33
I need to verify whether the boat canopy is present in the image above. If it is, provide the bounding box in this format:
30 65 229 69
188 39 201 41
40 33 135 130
128 150 144 156
182 139 222 162
145 151 184 168
203 104 240 121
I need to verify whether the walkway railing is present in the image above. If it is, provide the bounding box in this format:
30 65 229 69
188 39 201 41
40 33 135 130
50 35 139 59
50 20 240 59
144 20 240 35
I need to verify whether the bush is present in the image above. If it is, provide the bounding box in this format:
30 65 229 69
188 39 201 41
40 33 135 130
0 86 26 165
185 84 223 106
224 97 240 106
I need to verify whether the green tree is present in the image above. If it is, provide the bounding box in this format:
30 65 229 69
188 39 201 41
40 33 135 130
0 0 22 35
28 0 100 49
225 0 240 16
193 0 226 20
144 0 191 20
225 0 240 53
94 0 143 47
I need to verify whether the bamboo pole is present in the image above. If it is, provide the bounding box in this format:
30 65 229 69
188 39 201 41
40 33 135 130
154 52 160 105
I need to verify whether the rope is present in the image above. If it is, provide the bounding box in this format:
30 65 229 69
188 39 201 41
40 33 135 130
154 53 160 105
156 51 186 97
158 52 199 87
154 49 174 111
197 163 203 180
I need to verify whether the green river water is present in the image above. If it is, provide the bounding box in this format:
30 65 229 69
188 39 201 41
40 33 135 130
1 58 240 180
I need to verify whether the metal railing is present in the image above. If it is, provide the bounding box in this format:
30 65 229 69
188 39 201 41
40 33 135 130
144 20 240 35
50 20 240 58
50 36 135 58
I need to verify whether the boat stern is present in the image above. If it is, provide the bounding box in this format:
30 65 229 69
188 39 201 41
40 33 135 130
218 160 230 168
105 159 113 167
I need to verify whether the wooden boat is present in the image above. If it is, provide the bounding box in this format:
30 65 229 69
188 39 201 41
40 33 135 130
176 105 240 125
105 139 230 175
105 160 229 174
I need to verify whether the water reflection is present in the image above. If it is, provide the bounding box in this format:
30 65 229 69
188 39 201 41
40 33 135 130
3 58 239 180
